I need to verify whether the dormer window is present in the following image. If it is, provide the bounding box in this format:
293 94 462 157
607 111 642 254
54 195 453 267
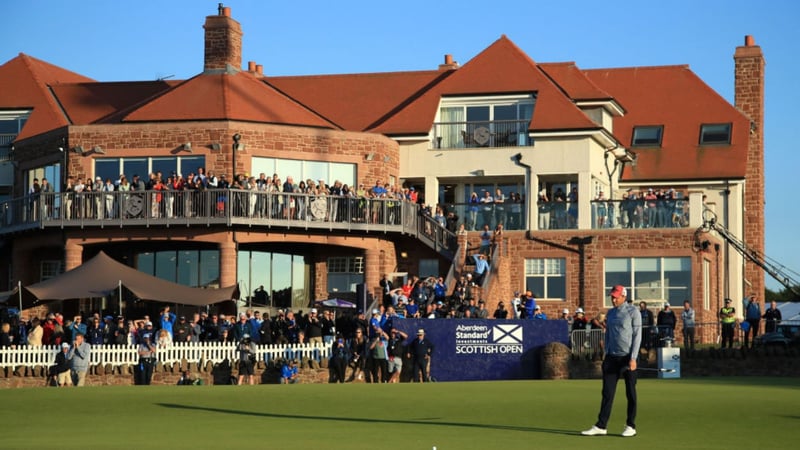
631 125 663 147
699 123 731 145
434 95 535 149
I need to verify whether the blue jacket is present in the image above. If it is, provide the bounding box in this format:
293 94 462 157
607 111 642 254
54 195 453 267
472 255 489 275
281 364 298 380
160 312 176 337
745 300 761 320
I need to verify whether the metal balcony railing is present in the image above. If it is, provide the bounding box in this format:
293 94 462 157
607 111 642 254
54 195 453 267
589 198 690 230
0 190 458 259
432 120 530 149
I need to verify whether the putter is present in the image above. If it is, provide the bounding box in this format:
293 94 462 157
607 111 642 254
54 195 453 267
638 367 676 373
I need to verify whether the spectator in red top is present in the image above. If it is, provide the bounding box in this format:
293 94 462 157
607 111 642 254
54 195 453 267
42 313 57 345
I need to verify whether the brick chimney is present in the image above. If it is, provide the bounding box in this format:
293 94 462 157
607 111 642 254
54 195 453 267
438 54 459 71
203 4 243 72
734 35 765 297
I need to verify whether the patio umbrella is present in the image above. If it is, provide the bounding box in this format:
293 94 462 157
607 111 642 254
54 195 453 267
315 298 357 309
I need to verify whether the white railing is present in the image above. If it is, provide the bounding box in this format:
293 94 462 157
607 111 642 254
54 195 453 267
0 342 332 369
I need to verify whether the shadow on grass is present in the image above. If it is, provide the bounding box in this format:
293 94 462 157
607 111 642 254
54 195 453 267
156 402 580 436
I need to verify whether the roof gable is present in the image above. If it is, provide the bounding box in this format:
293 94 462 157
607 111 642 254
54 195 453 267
51 81 179 125
0 54 94 140
370 36 598 135
123 70 337 129
585 65 750 181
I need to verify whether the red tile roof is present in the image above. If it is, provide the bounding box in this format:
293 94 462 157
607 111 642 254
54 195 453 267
369 36 598 135
123 70 337 128
585 65 749 181
1 36 751 184
269 70 449 131
0 54 94 140
51 81 179 125
538 62 612 101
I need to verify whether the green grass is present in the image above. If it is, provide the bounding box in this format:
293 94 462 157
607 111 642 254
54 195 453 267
3 377 799 449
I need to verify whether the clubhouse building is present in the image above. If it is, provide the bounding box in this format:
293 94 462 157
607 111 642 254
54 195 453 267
0 6 765 327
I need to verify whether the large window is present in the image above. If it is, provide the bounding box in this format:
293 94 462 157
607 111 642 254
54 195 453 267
604 257 691 307
0 112 28 162
435 95 535 148
327 256 364 294
525 258 566 300
252 157 356 188
95 156 206 182
136 250 219 288
237 250 311 309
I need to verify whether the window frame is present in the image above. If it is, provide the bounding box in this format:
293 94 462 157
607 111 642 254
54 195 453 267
631 125 664 147
40 260 62 281
699 123 732 145
603 256 692 307
524 257 566 300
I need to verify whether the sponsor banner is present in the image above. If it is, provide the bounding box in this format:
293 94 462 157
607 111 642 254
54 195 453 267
396 319 569 381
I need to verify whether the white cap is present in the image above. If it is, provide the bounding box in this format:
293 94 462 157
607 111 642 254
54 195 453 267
576 307 584 314
310 308 318 314
562 308 569 314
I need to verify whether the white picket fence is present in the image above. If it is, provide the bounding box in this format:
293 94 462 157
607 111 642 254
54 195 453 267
0 342 332 369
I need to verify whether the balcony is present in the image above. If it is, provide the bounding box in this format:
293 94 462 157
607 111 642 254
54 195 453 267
0 190 458 259
432 120 530 149
589 198 691 230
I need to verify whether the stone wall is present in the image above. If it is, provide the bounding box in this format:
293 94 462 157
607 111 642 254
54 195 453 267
6 343 798 389
540 342 800 379
0 356 369 388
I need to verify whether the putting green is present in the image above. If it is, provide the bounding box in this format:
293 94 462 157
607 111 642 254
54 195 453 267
2 377 797 449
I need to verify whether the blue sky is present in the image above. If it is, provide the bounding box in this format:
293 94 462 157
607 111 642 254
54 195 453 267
3 0 799 290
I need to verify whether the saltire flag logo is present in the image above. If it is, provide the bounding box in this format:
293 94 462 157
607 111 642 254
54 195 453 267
492 324 523 344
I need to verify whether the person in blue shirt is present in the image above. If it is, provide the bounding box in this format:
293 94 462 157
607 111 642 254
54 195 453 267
68 315 87 338
472 253 489 286
479 224 492 255
433 277 447 304
281 359 299 384
532 305 547 320
582 285 641 438
523 292 537 319
743 294 762 349
159 307 176 338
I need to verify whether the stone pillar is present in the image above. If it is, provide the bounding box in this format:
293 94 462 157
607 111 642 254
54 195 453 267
219 240 237 289
734 35 765 299
64 240 83 271
577 172 592 229
688 191 704 229
364 246 385 303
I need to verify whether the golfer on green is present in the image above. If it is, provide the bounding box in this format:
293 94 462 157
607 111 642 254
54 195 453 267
582 285 641 437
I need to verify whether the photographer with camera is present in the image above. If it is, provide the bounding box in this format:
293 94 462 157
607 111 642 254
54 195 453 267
136 333 157 385
237 333 257 385
329 334 349 383
348 327 368 381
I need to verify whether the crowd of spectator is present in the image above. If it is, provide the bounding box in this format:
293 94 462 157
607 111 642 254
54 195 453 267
27 169 425 224
589 187 689 229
